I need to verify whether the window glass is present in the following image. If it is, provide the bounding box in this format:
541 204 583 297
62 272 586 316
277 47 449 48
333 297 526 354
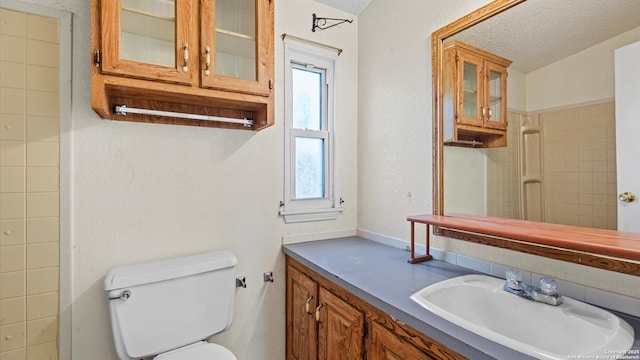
295 137 325 199
292 67 322 130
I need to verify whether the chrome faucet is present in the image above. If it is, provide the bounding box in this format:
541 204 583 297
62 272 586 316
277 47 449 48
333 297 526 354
503 269 563 306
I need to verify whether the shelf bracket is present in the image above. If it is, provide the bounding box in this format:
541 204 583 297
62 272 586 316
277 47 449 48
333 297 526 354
312 13 353 32
408 220 433 264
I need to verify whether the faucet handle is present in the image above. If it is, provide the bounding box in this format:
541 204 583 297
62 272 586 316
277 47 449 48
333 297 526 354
505 269 522 282
505 269 522 289
539 277 558 296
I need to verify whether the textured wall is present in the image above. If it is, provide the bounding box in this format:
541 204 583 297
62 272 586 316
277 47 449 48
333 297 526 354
357 0 492 240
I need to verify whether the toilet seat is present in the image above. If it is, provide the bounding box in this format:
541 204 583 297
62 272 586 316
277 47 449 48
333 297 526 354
155 341 236 360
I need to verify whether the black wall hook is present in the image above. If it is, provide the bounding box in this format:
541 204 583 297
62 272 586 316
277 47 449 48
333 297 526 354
312 13 353 32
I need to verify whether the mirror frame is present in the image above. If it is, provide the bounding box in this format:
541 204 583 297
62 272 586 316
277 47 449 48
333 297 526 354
431 0 639 276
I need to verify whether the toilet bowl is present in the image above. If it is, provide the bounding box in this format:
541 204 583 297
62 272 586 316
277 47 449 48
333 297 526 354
104 251 239 359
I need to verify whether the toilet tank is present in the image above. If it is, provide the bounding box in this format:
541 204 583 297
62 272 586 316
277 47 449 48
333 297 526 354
104 250 238 360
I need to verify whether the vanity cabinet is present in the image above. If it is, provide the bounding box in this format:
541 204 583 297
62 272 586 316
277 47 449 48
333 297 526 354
286 257 465 360
91 0 274 130
317 287 365 359
443 40 511 147
370 321 435 360
287 265 318 360
286 264 364 359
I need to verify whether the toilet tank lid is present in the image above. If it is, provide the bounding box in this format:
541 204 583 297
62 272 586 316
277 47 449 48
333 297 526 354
104 250 237 291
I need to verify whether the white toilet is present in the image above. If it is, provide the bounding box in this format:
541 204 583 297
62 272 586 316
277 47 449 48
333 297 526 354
104 250 239 360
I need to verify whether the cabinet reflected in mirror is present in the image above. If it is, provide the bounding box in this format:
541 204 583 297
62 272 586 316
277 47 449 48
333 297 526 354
442 40 510 148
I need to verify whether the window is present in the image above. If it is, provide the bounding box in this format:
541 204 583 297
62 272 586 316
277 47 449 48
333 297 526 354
281 39 341 223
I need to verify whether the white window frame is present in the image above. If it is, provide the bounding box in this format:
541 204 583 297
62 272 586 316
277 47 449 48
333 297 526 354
281 38 342 223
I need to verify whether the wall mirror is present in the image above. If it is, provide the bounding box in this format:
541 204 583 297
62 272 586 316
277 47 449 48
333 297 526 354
432 0 640 274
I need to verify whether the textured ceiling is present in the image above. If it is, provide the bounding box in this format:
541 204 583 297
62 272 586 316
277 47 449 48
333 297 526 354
446 0 640 73
316 0 640 73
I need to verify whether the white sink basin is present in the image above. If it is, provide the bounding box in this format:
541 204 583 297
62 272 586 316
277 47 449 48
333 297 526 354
410 274 635 359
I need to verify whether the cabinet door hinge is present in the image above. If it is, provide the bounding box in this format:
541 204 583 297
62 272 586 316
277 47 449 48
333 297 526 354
94 49 101 68
269 79 273 90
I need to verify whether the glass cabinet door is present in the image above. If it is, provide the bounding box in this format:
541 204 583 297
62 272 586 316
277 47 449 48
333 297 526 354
200 0 273 96
484 62 508 130
457 52 484 127
100 0 196 84
215 0 256 81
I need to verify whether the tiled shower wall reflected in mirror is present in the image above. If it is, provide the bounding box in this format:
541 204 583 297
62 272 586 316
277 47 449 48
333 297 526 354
486 103 617 230
542 102 617 229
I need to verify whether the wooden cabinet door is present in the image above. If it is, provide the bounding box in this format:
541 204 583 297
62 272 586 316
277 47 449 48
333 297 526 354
317 287 364 360
200 0 273 96
369 322 433 360
99 0 197 85
483 61 508 130
455 50 484 128
286 265 318 360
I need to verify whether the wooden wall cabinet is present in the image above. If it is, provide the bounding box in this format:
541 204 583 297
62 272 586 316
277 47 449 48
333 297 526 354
91 0 274 130
286 257 465 360
443 40 511 147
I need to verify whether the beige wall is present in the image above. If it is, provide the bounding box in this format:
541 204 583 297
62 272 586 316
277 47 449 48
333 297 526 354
3 0 359 359
358 0 492 238
0 9 60 359
73 1 358 359
443 146 487 216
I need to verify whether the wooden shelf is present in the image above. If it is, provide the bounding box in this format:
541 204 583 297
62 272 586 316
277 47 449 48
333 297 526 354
407 214 640 275
122 6 174 22
216 28 255 41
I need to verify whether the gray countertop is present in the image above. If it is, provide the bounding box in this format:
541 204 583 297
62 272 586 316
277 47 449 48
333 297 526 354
282 236 640 360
